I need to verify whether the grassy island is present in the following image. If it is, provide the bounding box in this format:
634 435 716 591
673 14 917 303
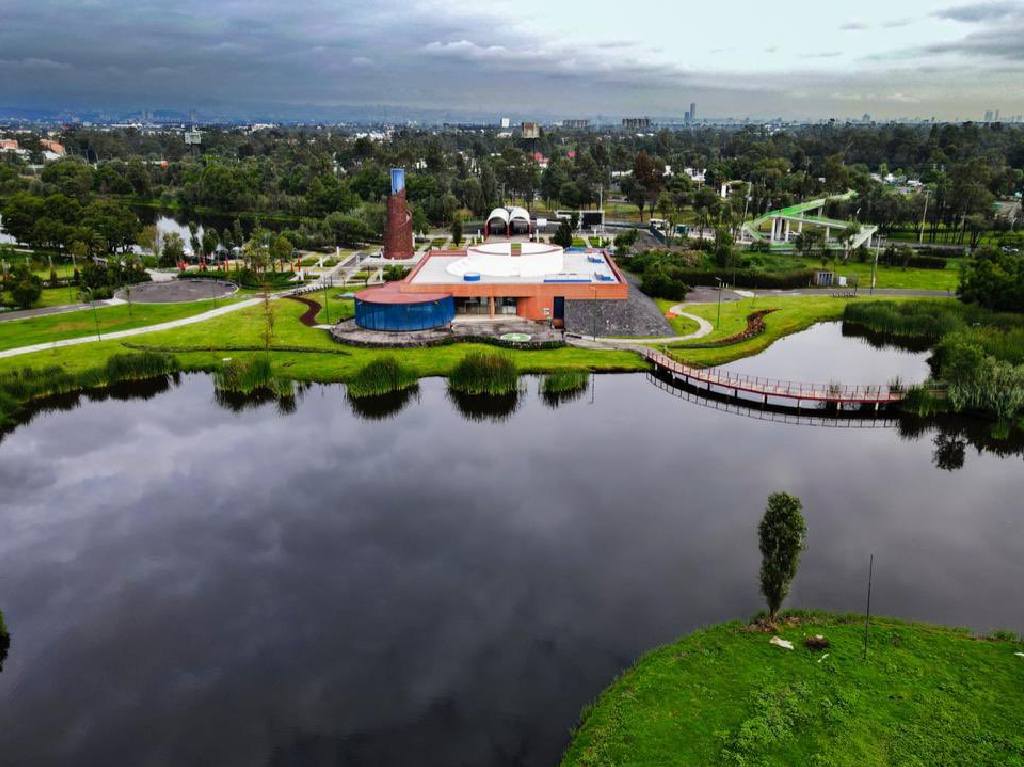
561 612 1024 767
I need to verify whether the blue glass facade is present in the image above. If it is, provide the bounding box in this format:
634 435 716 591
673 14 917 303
355 296 455 331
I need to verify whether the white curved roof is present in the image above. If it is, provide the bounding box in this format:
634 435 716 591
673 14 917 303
486 208 511 224
508 206 530 222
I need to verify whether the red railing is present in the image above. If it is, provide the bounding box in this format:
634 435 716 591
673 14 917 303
645 349 905 405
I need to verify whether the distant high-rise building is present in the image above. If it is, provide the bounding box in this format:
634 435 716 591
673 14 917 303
521 121 541 139
994 109 1000 121
563 119 590 130
622 117 652 131
984 110 994 122
689 102 696 121
500 117 510 129
862 113 871 122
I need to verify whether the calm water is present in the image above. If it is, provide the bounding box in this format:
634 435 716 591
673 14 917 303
0 331 1022 766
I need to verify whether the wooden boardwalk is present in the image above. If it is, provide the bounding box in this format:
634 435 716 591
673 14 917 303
645 349 905 407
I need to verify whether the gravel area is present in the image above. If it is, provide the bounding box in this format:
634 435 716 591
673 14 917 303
564 273 673 338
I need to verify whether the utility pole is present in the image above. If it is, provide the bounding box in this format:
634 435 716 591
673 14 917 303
918 189 930 245
871 234 883 293
716 277 723 328
862 553 874 661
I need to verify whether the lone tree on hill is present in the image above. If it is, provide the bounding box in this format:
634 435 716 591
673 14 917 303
758 491 807 622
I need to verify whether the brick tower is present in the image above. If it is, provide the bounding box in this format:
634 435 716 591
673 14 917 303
384 168 414 259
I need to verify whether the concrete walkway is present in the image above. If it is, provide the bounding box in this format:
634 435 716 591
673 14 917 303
0 297 263 359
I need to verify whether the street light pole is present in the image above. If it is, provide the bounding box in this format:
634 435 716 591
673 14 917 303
716 277 723 328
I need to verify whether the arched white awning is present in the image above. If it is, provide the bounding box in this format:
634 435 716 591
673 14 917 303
508 206 530 222
486 208 511 225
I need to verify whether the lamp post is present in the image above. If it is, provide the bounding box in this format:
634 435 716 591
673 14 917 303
322 275 331 325
82 287 101 341
715 277 724 329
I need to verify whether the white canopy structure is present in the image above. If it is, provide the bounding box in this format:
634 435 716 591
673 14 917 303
485 207 532 237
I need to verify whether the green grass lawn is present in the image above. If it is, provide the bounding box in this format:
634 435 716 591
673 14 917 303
663 294 952 367
0 296 244 351
653 299 701 336
561 612 1024 767
742 252 962 291
312 294 355 325
2 286 85 310
0 298 645 387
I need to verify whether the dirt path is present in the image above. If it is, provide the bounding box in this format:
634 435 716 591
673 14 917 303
285 295 322 327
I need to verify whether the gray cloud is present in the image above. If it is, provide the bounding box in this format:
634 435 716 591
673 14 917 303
840 21 869 30
933 1 1021 22
0 0 1021 121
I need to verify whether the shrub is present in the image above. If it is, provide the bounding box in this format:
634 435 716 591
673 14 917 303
214 356 292 396
449 351 518 395
11 276 42 308
347 357 417 398
541 368 589 395
105 352 179 382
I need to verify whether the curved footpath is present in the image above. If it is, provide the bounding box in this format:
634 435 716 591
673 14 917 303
0 297 263 359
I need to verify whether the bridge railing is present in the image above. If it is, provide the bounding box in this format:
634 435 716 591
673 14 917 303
644 349 905 403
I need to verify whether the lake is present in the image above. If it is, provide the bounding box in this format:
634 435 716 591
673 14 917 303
0 329 1022 766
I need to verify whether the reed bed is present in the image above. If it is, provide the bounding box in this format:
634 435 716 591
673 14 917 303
448 352 518 395
346 357 418 398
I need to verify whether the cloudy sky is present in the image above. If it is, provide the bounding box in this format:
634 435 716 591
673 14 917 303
1 0 1023 120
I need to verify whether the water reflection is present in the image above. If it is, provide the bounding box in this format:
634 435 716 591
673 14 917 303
347 386 420 421
1 373 1023 766
721 322 931 385
541 380 590 408
447 388 520 422
0 618 9 673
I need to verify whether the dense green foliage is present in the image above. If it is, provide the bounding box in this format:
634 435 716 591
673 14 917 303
959 246 1024 312
560 613 1024 767
346 357 417 398
0 353 176 425
104 352 179 382
844 301 1024 423
213 356 292 396
758 493 807 620
448 351 518 394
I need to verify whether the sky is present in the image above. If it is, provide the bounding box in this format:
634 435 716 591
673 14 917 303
1 0 1023 121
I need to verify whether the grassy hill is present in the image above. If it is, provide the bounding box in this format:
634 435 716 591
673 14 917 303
561 611 1024 767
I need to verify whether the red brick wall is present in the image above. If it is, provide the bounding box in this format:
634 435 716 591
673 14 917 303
383 189 414 259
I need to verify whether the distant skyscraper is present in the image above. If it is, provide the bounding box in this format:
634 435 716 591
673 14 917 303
994 109 1000 121
500 117 510 129
984 110 994 122
689 102 696 121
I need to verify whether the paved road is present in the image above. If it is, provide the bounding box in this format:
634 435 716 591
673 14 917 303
0 302 95 324
682 286 953 305
0 297 263 360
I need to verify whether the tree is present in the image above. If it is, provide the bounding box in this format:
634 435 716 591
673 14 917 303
269 234 293 272
11 271 42 309
159 232 186 268
552 218 574 248
451 215 463 247
758 492 807 622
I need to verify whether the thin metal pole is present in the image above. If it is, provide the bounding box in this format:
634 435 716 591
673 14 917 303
863 553 874 660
